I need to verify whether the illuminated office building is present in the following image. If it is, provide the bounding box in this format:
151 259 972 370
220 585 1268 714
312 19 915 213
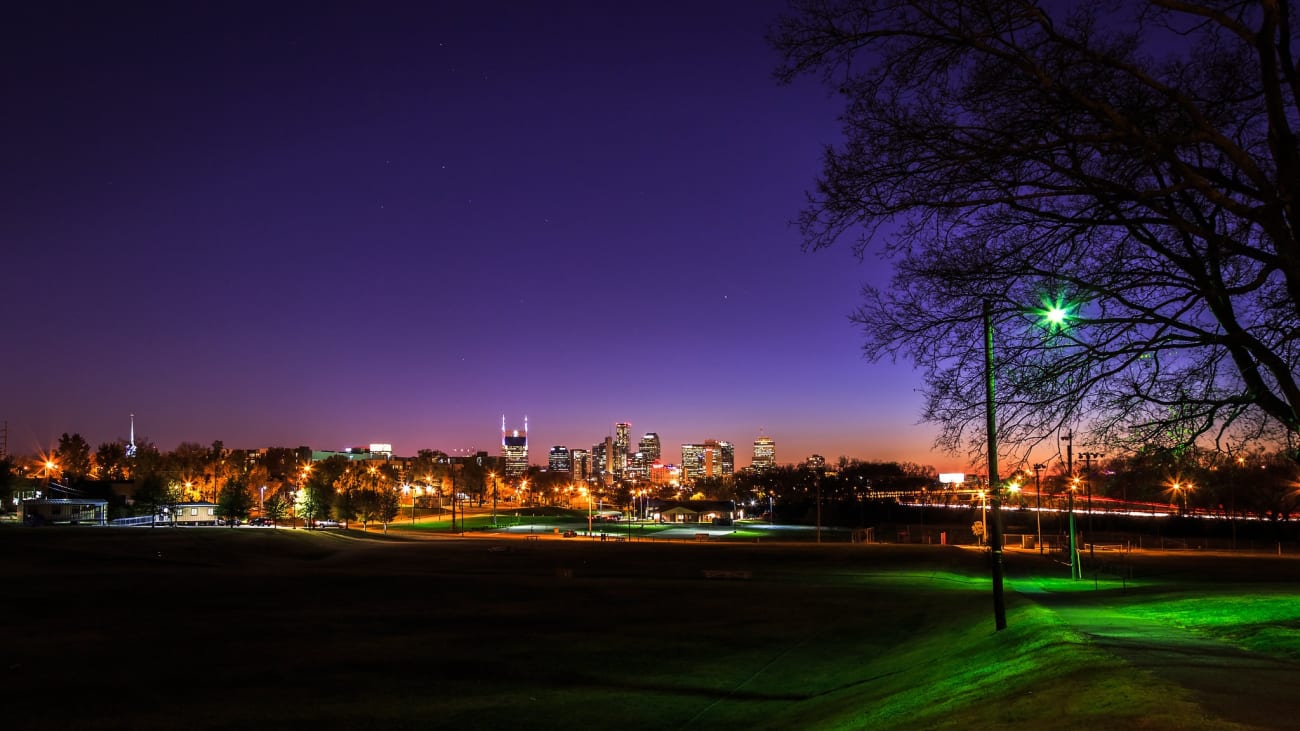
501 415 529 477
680 439 734 482
638 432 661 462
719 441 734 476
571 449 590 482
591 437 613 478
548 445 571 474
614 422 631 476
627 432 661 481
752 436 776 472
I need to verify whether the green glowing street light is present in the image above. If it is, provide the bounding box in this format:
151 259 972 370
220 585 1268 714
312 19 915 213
1035 295 1078 333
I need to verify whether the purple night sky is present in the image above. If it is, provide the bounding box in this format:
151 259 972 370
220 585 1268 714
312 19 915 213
4 1 948 469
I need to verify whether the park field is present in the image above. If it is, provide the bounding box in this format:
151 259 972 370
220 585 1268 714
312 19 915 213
4 527 1300 730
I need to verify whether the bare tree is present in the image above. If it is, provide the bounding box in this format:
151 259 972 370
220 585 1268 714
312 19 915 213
772 0 1300 463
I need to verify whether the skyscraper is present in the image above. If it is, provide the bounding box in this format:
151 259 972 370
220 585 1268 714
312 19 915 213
627 432 661 481
501 415 528 477
591 438 612 479
614 422 631 476
571 448 590 482
752 436 776 472
638 432 661 462
680 439 734 482
548 445 571 474
718 440 735 476
681 443 706 481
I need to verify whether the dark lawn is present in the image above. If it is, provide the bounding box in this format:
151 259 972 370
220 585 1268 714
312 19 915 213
6 528 1300 730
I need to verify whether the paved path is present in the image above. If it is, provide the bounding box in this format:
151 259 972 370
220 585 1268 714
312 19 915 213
1020 585 1300 729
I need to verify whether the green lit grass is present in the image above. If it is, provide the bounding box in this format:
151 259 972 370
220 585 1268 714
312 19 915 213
1101 589 1300 661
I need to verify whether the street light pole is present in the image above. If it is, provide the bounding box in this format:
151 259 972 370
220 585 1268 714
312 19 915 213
1062 431 1079 580
816 476 822 545
982 300 1007 631
1033 464 1045 555
1079 452 1103 558
979 490 987 546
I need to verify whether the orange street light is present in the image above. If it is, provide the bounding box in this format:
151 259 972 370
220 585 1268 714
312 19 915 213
1168 479 1194 515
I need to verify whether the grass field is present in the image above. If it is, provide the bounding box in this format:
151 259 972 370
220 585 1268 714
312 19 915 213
4 527 1299 730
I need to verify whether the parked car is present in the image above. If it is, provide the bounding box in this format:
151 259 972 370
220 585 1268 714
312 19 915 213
246 518 273 527
316 519 341 528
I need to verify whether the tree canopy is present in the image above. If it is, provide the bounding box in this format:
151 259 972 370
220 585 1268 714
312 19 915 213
55 432 91 482
772 0 1300 463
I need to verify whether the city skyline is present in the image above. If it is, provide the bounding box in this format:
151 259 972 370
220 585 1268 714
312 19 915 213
4 412 928 473
5 1 952 472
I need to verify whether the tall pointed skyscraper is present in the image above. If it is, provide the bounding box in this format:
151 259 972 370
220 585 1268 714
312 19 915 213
501 415 529 477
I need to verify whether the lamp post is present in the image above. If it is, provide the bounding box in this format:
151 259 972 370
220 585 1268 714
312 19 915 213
1232 456 1244 549
490 472 498 527
1040 299 1081 578
582 487 593 536
1170 480 1193 516
1033 464 1046 554
982 299 1007 631
1068 478 1082 579
815 475 822 545
976 489 987 546
260 485 266 516
1062 431 1079 580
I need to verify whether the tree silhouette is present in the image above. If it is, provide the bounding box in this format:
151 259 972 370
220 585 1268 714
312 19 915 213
772 0 1300 462
216 476 253 525
55 433 91 482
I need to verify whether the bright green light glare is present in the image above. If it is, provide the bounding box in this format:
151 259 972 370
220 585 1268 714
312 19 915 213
1036 296 1077 331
